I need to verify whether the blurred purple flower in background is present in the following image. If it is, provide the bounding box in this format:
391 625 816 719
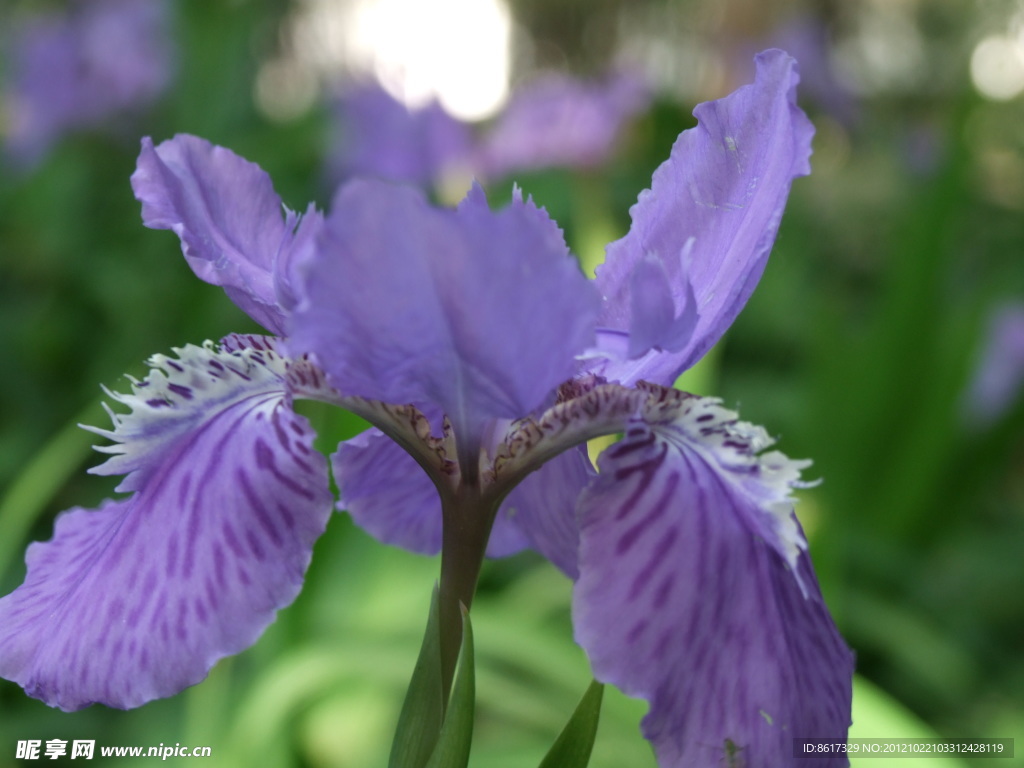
0 50 853 767
328 69 649 190
770 15 859 129
478 69 649 176
329 83 475 188
964 302 1024 426
2 0 173 167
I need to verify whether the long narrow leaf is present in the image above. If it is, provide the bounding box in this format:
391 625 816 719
538 679 605 768
0 401 101 583
388 585 445 768
425 606 476 768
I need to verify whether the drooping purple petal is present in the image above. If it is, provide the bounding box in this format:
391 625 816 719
479 70 649 177
290 180 599 454
131 135 323 335
332 427 529 557
329 83 474 187
593 49 814 385
573 393 853 767
0 340 333 710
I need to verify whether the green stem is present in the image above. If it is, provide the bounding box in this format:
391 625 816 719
437 484 494 707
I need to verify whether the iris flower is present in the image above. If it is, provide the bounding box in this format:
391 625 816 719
3 0 173 166
329 69 648 189
478 69 649 176
0 50 853 767
330 82 475 188
964 302 1024 427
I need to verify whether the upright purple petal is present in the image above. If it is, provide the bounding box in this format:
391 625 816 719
0 340 333 710
131 135 322 335
574 393 852 767
625 252 699 359
274 204 324 318
593 49 814 385
290 181 599 452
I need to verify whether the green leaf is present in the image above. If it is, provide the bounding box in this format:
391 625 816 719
425 605 476 768
538 679 605 768
388 585 444 768
0 401 101 583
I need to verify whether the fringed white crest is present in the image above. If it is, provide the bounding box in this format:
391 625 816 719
633 383 814 591
491 378 813 586
84 337 297 491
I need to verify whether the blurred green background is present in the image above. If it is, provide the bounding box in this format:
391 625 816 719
1 0 1023 766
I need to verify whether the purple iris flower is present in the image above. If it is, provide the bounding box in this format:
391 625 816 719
329 83 475 188
478 69 649 177
328 70 649 190
767 15 859 129
0 50 853 767
3 0 173 166
964 302 1024 426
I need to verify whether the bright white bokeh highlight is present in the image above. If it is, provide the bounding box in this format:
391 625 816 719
970 34 1024 100
260 0 512 122
343 0 511 119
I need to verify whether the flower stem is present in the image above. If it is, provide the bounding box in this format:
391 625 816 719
438 483 493 707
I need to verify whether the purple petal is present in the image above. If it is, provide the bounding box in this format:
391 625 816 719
131 135 322 335
333 428 443 554
573 395 853 767
329 83 474 187
488 502 533 558
501 445 595 578
290 180 599 452
626 252 699 359
274 204 323 319
593 49 814 385
333 426 528 557
0 342 333 710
